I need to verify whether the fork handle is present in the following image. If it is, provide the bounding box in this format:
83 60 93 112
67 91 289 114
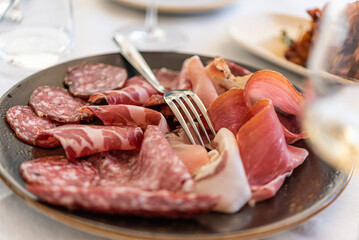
113 34 167 94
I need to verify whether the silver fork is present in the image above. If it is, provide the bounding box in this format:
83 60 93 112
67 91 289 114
113 34 216 146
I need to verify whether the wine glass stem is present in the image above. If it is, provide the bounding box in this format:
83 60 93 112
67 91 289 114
144 0 158 34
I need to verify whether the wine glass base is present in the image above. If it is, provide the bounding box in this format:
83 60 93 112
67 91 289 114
114 25 186 51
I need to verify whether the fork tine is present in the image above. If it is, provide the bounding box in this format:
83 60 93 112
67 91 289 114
188 92 217 137
182 94 211 144
164 97 197 145
175 97 205 146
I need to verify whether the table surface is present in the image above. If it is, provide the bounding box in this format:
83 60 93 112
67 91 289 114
1 0 359 239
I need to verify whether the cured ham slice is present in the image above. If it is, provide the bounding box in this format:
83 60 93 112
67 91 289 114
64 63 128 99
166 132 210 175
37 125 143 159
27 185 218 218
249 171 292 205
89 76 159 105
186 56 218 108
245 70 306 143
205 57 251 95
195 128 251 213
29 86 92 123
245 70 303 116
6 106 60 148
208 88 249 135
236 99 308 203
80 105 169 133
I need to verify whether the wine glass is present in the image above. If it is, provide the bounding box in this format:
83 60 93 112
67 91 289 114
304 0 359 172
114 0 186 51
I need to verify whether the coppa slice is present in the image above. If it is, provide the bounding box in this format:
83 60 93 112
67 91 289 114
80 105 169 133
29 86 92 123
89 76 159 105
6 106 60 148
64 63 128 98
37 125 143 159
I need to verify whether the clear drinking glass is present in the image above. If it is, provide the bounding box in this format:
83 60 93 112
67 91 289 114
0 0 74 76
114 0 186 51
304 0 359 172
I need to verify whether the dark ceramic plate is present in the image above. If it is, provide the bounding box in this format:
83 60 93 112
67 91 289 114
0 52 352 239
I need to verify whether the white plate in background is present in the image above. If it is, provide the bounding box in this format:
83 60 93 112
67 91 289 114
112 0 237 13
228 13 311 76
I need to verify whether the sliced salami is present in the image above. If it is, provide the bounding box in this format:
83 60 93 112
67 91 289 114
20 156 98 187
29 86 93 123
27 185 218 218
6 106 60 148
37 125 143 159
64 63 127 98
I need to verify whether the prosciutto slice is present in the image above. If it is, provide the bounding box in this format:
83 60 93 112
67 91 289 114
80 105 169 133
37 125 143 159
186 56 218 108
195 128 251 213
236 99 308 203
208 88 249 135
166 132 210 175
245 70 306 143
89 76 159 105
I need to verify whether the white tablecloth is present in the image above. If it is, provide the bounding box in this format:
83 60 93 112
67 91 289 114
1 0 358 239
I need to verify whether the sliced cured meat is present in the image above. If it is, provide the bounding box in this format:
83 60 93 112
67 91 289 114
80 105 169 133
21 126 218 218
165 132 210 175
89 76 159 105
245 70 303 116
37 125 143 159
244 70 306 143
20 156 98 187
133 125 194 192
208 88 249 135
186 56 218 108
205 57 250 95
195 128 251 213
64 63 127 98
236 99 308 203
27 185 218 218
144 65 191 107
225 59 252 77
6 106 60 148
249 171 292 205
29 86 92 123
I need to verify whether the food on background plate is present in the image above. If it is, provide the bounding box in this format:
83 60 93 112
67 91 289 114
6 56 307 218
285 2 359 79
284 8 322 67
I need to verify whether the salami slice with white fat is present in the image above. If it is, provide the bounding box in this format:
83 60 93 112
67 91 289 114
20 156 98 187
29 86 92 123
27 185 218 218
64 63 127 98
6 106 60 148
